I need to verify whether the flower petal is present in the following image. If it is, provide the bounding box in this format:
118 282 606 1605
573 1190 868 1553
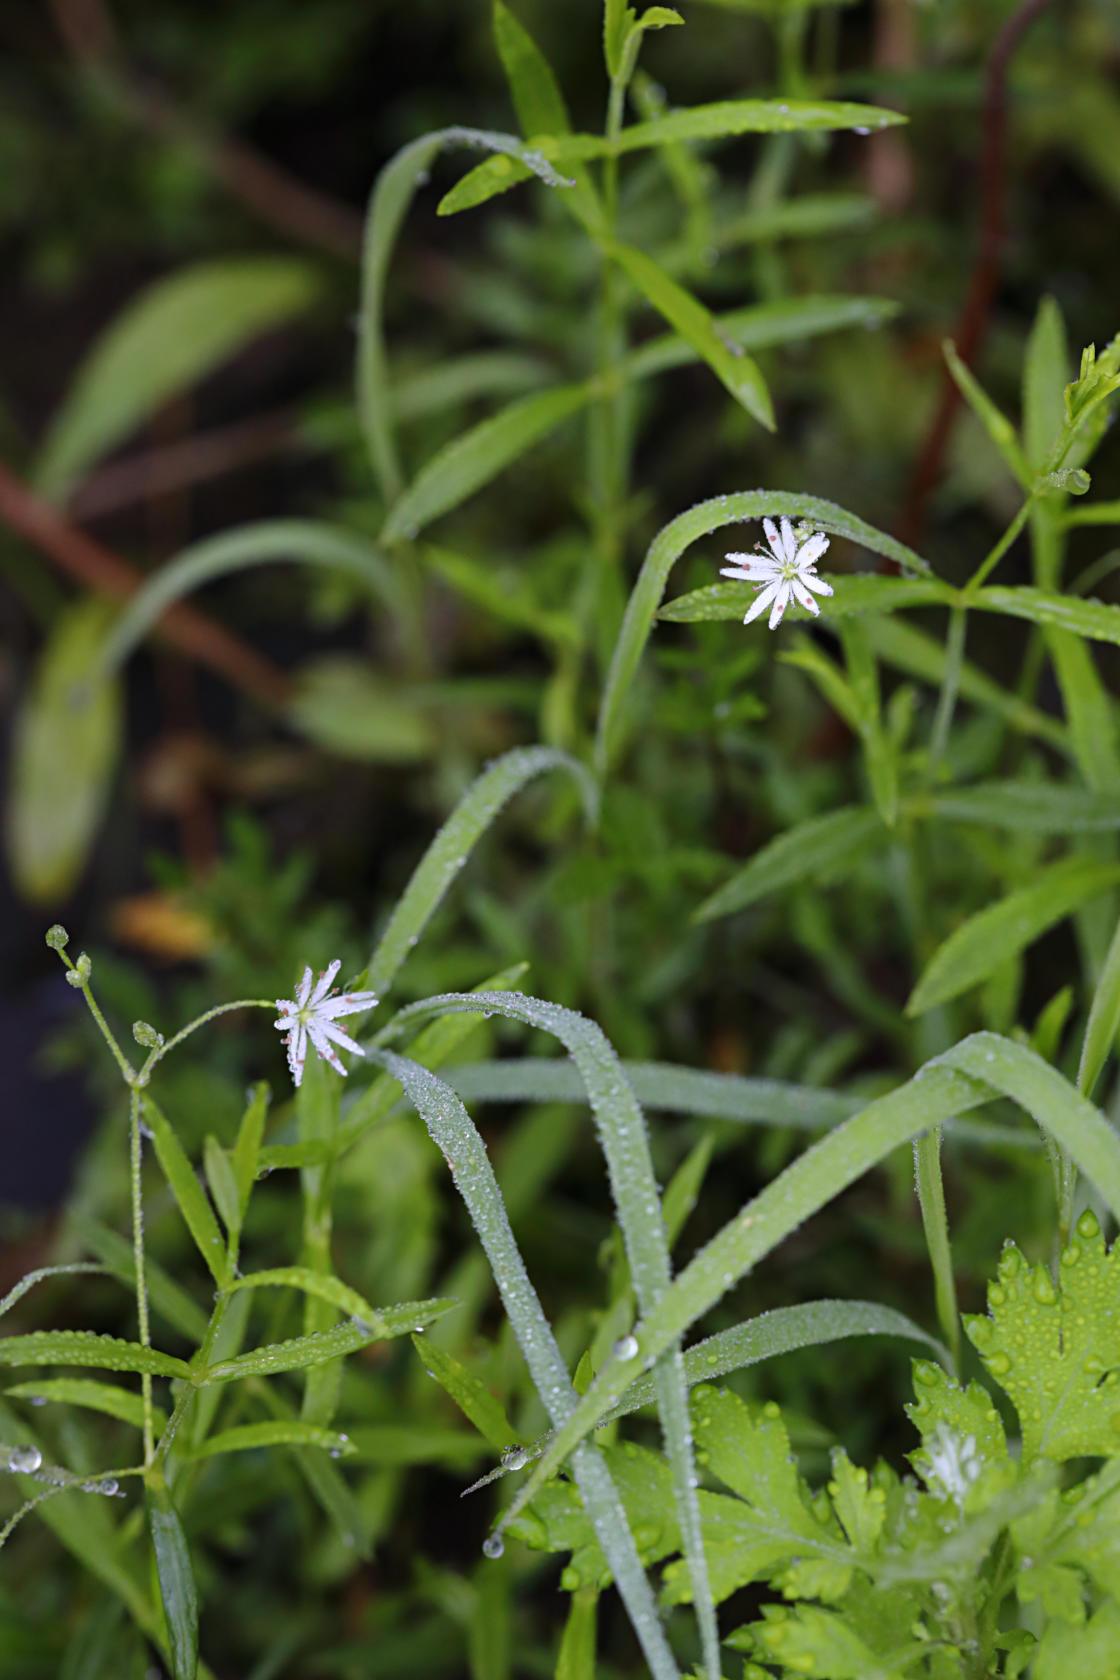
803 573 834 597
743 582 779 624
778 517 797 561
318 1020 365 1057
791 580 822 615
768 581 792 629
308 959 341 1008
326 991 379 1018
720 564 756 581
307 1022 348 1075
762 517 783 558
796 531 830 567
294 967 314 1009
285 1023 308 1087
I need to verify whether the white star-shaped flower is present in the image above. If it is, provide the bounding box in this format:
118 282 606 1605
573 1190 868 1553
273 960 378 1087
721 516 834 629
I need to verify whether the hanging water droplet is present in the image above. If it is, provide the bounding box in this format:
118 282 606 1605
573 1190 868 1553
8 1444 41 1473
612 1334 639 1361
482 1533 504 1559
853 126 871 136
501 1445 529 1471
97 1478 119 1496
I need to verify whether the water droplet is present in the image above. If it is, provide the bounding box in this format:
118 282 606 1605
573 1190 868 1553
8 1445 41 1473
501 1446 529 1471
482 1534 504 1559
612 1334 639 1362
97 1478 119 1496
854 126 871 136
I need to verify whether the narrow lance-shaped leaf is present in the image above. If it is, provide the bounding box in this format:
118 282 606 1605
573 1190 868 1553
695 806 885 922
147 1488 198 1680
1045 628 1120 790
380 382 590 544
226 1266 435 1334
942 339 1031 490
1079 914 1120 1099
611 243 773 429
6 599 121 905
494 0 570 136
366 746 597 998
179 1421 356 1463
35 259 319 503
0 1331 188 1378
660 572 951 623
410 1333 518 1453
196 1303 454 1385
973 586 1120 647
369 1047 682 1680
626 294 900 382
907 858 1120 1016
358 127 575 501
142 1095 231 1288
596 491 930 774
3 1377 165 1433
382 990 718 1672
542 98 906 158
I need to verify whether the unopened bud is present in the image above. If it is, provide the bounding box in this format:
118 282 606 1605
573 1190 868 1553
45 925 70 951
65 953 92 988
132 1021 164 1049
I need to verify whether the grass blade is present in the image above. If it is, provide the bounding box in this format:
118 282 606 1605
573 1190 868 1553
371 1047 683 1680
366 746 596 999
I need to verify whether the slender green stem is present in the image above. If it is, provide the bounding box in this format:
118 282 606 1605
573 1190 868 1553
63 961 136 1085
913 1127 960 1374
155 1292 231 1469
963 496 1035 594
137 999 275 1084
129 1090 156 1465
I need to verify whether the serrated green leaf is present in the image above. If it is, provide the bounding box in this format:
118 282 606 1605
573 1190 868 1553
142 1095 230 1288
35 259 319 502
964 1215 1120 1461
5 599 121 904
179 1420 356 1462
0 1331 188 1378
904 1361 1009 1483
197 1301 454 1383
695 806 885 922
409 1334 517 1452
611 243 773 428
1034 1599 1120 1679
907 858 1120 1015
4 1377 166 1432
147 1489 198 1680
828 1451 884 1551
380 383 589 543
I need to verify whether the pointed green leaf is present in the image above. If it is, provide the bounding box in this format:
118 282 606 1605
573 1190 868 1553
227 1267 444 1336
0 1331 188 1378
231 1083 269 1216
556 1589 599 1680
4 1377 166 1431
287 658 437 762
921 781 1120 833
366 745 596 997
147 1489 198 1680
1024 297 1069 470
546 99 905 158
975 586 1120 647
942 340 1031 489
5 599 121 904
197 1301 454 1383
437 154 537 216
611 243 773 428
35 259 318 502
410 1334 517 1452
1079 914 1120 1098
907 858 1120 1015
180 1420 356 1462
627 294 899 382
494 2 570 137
202 1137 240 1244
142 1096 230 1288
695 806 884 922
1046 629 1120 791
380 383 589 543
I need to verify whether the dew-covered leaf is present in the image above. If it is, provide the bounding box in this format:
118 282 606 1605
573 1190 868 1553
147 1488 198 1680
4 1377 165 1432
964 1213 1120 1461
142 1095 230 1288
410 1333 517 1452
179 1420 357 1462
0 1331 188 1378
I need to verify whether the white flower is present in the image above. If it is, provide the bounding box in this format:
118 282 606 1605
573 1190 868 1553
273 960 378 1087
721 515 834 629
